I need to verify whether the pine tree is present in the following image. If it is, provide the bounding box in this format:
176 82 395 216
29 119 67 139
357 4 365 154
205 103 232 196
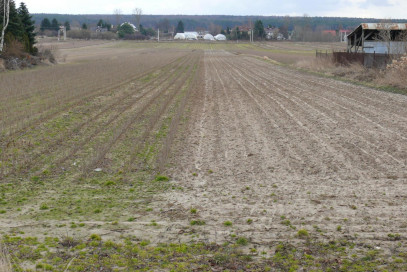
5 0 24 41
64 21 70 31
81 23 87 30
51 18 59 31
254 20 265 40
17 2 35 53
175 20 184 34
40 18 51 32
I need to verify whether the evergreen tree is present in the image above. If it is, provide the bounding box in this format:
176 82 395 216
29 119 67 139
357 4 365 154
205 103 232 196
139 24 146 35
81 23 87 30
5 0 24 46
105 22 111 31
6 1 24 38
226 26 231 35
40 18 51 32
118 22 134 38
64 21 70 31
51 18 59 31
96 19 111 31
17 2 35 53
254 20 265 40
175 20 184 34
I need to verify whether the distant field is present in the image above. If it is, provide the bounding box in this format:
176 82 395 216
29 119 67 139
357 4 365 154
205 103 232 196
111 40 346 64
1 40 406 271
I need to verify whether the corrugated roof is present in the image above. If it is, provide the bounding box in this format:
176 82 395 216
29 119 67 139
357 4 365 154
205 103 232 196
348 23 407 38
360 23 407 30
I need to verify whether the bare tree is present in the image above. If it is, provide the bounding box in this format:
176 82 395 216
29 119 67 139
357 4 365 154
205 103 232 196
209 23 222 36
132 8 142 28
375 22 393 54
0 0 10 53
113 9 122 28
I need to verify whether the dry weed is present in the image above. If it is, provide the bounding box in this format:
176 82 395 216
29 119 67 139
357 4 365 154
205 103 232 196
376 55 407 88
296 57 336 72
0 243 12 272
3 37 27 59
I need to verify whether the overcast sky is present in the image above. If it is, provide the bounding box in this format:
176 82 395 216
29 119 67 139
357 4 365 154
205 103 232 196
16 0 407 19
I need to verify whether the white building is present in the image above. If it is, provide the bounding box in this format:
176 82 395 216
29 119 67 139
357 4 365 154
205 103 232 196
214 34 227 41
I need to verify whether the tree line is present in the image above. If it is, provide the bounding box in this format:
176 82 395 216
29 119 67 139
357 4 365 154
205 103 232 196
0 0 36 54
31 13 407 34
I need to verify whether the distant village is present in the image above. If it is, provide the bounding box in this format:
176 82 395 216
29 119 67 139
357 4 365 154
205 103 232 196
38 17 353 43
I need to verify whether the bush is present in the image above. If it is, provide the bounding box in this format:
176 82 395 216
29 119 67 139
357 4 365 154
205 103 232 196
37 46 56 64
67 29 91 40
3 34 27 59
121 33 147 40
91 32 117 40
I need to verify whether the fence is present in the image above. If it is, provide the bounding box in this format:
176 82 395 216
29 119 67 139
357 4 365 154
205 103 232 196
316 50 393 69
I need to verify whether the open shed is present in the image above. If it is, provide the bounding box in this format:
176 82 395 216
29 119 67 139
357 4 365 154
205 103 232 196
347 23 407 54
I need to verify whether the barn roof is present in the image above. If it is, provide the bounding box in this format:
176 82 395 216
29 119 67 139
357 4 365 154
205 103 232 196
347 23 407 53
348 23 407 38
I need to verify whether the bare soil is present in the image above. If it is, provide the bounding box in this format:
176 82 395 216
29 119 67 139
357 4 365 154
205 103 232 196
157 49 407 253
1 44 406 263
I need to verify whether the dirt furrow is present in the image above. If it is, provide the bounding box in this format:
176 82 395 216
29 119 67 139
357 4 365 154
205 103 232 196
0 51 188 146
158 55 205 172
1 56 193 179
224 56 406 176
247 57 407 136
241 58 407 166
163 50 407 249
123 55 201 173
49 55 195 175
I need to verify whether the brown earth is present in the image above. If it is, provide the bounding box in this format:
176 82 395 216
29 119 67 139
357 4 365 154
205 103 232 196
155 49 407 253
1 44 406 258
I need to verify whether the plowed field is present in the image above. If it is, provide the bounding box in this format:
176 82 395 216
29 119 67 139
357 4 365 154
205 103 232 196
160 50 407 253
1 42 406 270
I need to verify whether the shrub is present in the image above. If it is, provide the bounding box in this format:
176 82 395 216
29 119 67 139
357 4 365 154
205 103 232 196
3 35 27 58
37 46 56 63
67 29 91 39
91 32 117 40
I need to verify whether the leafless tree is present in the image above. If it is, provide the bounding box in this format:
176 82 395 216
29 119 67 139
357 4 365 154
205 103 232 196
375 22 393 54
209 23 222 36
113 9 122 28
0 0 10 53
133 8 142 28
157 18 170 33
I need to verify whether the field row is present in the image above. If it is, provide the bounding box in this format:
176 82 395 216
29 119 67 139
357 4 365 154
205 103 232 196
161 49 407 255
